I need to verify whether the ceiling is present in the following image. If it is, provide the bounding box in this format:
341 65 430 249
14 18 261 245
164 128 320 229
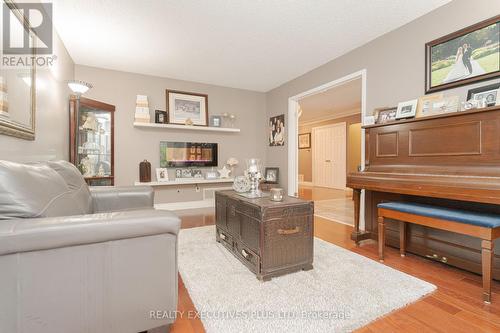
298 78 361 123
51 0 450 92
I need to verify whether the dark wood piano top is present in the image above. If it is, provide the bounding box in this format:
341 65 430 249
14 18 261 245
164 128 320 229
348 105 500 205
363 105 500 129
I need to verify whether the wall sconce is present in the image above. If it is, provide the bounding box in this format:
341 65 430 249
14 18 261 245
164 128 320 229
67 80 92 96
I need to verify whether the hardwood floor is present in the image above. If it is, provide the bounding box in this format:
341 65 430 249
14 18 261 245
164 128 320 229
170 209 500 333
298 185 350 201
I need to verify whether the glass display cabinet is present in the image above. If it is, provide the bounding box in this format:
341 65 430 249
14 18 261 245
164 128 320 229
69 97 115 186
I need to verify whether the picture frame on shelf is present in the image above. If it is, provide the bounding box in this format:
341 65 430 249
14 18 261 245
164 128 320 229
425 15 499 94
210 115 222 127
416 93 444 118
467 83 500 107
181 169 193 178
166 89 208 126
396 99 418 119
155 110 168 124
298 133 311 149
156 168 169 182
429 95 460 115
205 170 218 180
375 107 397 124
264 167 279 184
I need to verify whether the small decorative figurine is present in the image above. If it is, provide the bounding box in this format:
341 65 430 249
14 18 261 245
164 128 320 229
218 165 231 179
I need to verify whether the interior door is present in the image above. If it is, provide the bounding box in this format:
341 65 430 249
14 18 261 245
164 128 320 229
312 123 346 189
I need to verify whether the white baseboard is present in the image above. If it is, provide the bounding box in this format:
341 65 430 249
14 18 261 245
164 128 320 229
299 181 314 187
155 199 214 211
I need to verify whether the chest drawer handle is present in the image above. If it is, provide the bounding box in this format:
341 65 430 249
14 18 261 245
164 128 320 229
277 227 300 235
241 249 250 258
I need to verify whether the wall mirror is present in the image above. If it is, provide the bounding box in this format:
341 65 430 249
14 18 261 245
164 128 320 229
0 0 36 140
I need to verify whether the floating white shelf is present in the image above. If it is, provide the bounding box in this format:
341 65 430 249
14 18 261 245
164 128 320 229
135 178 234 186
133 122 240 133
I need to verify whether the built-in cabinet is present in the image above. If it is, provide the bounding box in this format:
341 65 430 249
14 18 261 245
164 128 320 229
69 97 115 186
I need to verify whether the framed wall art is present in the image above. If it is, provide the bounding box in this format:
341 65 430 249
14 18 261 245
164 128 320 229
425 15 499 93
269 114 285 146
166 89 208 126
298 133 311 149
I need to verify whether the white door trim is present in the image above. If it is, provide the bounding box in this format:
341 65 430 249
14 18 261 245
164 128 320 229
287 69 367 229
312 122 347 189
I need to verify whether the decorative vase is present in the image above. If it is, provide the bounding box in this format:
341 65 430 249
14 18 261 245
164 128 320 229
139 159 151 182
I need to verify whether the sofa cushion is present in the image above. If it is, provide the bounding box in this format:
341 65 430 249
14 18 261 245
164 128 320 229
44 160 93 214
0 160 91 219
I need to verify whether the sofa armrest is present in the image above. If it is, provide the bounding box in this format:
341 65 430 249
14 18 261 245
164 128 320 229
0 209 180 256
90 186 154 213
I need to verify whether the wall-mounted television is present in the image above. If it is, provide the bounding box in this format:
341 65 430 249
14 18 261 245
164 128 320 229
160 142 218 167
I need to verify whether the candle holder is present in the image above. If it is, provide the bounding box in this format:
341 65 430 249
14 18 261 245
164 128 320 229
238 158 267 198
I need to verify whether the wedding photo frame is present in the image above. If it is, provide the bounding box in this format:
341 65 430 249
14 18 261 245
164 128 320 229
425 15 499 93
166 89 208 126
298 133 311 149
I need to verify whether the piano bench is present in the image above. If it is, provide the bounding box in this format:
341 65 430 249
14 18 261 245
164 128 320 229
377 201 500 304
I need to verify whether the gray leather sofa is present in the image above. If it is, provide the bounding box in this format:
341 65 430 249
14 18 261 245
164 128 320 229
0 160 180 333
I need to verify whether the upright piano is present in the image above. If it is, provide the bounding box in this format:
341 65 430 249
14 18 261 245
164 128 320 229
348 105 500 279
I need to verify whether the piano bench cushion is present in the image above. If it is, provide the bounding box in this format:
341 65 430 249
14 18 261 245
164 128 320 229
378 202 500 229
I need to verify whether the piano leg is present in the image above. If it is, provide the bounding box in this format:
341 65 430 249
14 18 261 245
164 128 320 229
481 239 493 304
350 188 371 245
378 216 385 262
400 221 406 257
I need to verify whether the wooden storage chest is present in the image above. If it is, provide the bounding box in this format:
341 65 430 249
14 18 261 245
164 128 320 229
215 190 314 281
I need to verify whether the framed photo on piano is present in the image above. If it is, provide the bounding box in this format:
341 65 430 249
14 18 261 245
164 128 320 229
375 107 397 124
396 99 418 119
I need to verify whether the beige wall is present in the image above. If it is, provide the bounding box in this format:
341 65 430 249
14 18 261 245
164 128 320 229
298 113 360 182
75 65 267 204
348 123 362 174
266 0 500 190
0 31 74 161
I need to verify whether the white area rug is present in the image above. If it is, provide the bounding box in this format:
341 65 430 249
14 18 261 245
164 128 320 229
178 226 436 333
314 198 354 226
